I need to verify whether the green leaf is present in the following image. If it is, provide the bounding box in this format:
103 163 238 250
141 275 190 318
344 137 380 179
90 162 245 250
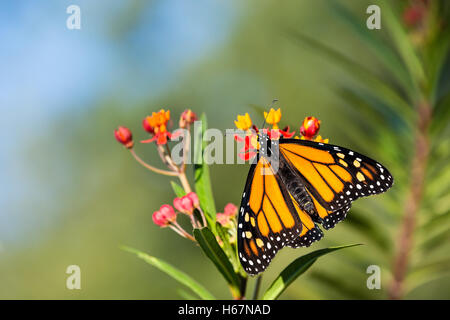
262 244 361 300
289 31 414 121
194 227 242 294
177 288 197 300
310 270 373 300
407 258 450 294
329 2 414 96
121 246 215 300
171 181 186 197
380 1 426 93
193 113 217 232
345 209 390 251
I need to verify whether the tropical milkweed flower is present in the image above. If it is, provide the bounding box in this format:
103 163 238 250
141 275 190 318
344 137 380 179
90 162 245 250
142 109 172 145
152 204 177 227
179 109 197 128
279 126 295 139
114 126 134 149
234 112 258 161
142 117 154 135
264 108 282 129
234 110 328 160
234 133 258 161
234 113 252 131
234 109 299 161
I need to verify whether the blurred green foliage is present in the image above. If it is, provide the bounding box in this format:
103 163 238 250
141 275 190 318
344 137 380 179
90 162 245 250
1 0 449 299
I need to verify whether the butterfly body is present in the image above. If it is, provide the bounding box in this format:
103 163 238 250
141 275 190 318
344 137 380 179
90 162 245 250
237 134 393 275
277 153 318 218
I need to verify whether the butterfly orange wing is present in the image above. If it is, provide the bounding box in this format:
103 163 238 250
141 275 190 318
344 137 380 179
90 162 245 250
237 158 306 275
279 139 393 228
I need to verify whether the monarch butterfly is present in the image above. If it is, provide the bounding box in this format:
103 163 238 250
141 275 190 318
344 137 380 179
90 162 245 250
237 131 393 275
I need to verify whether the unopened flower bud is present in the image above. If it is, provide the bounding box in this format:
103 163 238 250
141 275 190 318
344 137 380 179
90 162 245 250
179 109 197 128
152 204 177 227
224 203 237 217
173 196 194 215
217 213 231 227
180 196 194 214
186 192 200 208
152 210 168 227
300 116 321 138
114 126 134 149
142 117 154 134
173 197 184 213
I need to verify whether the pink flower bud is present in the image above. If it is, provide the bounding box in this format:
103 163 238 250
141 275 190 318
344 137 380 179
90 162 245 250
159 204 176 222
224 203 237 217
153 205 176 227
180 196 194 214
217 213 231 227
152 210 169 227
173 196 194 215
173 197 184 212
186 192 200 208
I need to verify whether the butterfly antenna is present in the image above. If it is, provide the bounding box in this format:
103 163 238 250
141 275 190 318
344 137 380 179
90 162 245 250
261 98 278 129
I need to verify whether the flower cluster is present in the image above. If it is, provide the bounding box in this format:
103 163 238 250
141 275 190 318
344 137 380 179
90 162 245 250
152 193 238 242
174 192 199 215
142 109 172 145
115 108 197 149
216 203 238 228
115 106 329 299
234 108 328 160
114 108 199 189
151 192 207 241
115 108 239 244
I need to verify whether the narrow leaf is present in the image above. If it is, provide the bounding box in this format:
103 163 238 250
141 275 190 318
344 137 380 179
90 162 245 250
171 181 186 197
177 288 197 300
330 2 414 95
262 244 361 300
194 227 242 291
193 113 217 232
380 0 426 91
121 246 215 300
289 31 414 120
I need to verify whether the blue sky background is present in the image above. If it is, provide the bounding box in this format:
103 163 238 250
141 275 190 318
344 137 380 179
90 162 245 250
0 0 236 243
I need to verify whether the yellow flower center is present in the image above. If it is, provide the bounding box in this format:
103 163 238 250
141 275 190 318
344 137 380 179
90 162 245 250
147 109 170 129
